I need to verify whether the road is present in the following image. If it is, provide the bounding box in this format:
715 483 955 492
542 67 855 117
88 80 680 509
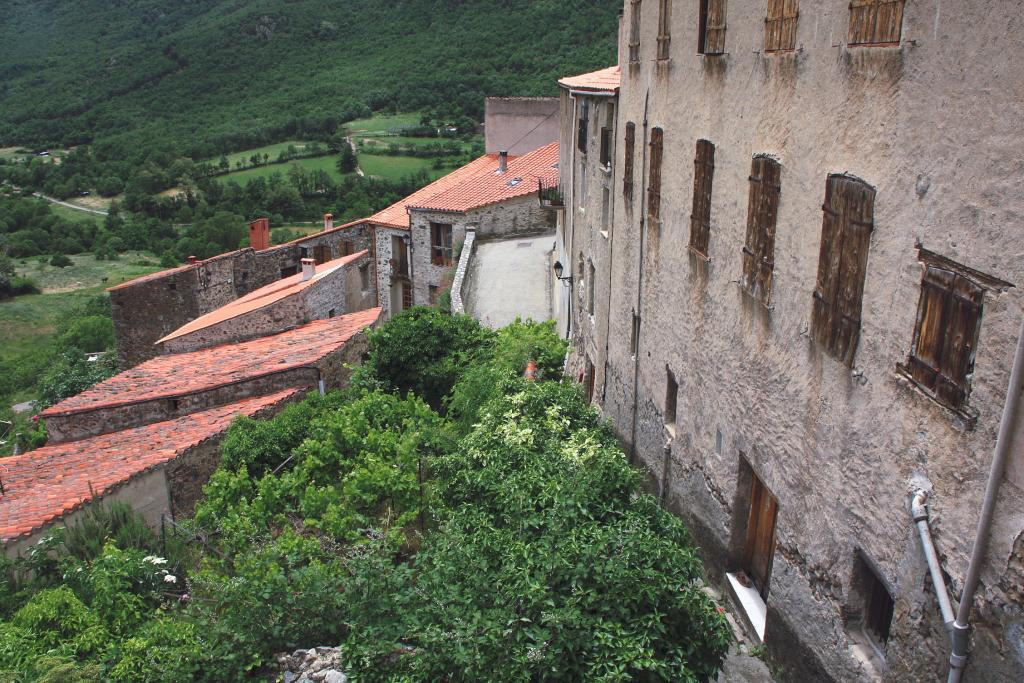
464 232 554 329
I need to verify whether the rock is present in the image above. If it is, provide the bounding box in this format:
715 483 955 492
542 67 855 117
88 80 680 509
323 670 348 683
283 672 298 683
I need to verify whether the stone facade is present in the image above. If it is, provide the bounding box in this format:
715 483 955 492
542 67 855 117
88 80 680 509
110 221 372 367
561 2 1024 682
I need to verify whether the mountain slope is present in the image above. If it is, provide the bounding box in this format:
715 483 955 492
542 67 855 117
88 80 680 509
0 0 620 156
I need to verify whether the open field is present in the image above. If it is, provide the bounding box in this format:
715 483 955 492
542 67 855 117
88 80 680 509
217 155 350 184
46 201 103 223
13 251 162 294
204 140 320 168
359 154 446 182
346 113 423 134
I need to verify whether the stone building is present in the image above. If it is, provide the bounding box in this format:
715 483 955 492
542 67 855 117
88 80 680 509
157 250 374 354
366 142 559 317
2 389 299 559
558 2 1024 681
484 97 559 156
109 216 372 367
40 308 381 443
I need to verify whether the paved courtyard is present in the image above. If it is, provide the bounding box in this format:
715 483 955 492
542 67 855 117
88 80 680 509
465 232 554 329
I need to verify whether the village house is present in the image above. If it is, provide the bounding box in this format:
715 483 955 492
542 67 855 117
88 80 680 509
558 1 1024 681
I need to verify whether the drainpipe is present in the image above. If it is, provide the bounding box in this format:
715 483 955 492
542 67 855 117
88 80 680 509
628 89 650 464
911 490 956 626
947 315 1024 683
565 92 579 341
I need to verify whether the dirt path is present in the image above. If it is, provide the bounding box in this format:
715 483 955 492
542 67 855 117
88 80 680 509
33 192 109 216
347 136 365 177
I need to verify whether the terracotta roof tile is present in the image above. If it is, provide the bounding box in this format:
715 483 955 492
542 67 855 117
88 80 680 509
157 251 368 344
1 389 300 544
367 142 559 228
558 65 621 94
41 308 381 418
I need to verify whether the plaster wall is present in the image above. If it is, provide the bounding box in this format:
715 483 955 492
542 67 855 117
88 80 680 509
568 1 1024 680
484 97 560 156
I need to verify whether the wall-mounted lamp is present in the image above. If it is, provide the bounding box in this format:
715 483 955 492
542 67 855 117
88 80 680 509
553 260 573 285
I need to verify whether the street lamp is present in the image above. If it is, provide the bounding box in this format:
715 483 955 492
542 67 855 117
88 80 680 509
553 260 573 285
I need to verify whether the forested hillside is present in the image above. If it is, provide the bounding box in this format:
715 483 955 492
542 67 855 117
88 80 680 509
0 0 619 156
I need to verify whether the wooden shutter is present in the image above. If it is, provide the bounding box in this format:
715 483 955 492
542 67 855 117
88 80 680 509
812 176 874 365
688 140 715 257
313 244 331 264
907 266 984 409
657 0 671 59
743 475 778 600
629 0 642 63
623 123 636 197
702 0 728 55
765 0 799 52
647 128 664 227
577 100 589 153
741 156 781 304
849 0 904 45
599 127 612 167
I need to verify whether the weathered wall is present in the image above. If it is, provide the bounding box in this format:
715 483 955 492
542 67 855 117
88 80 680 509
371 225 410 319
484 97 560 156
567 1 1024 681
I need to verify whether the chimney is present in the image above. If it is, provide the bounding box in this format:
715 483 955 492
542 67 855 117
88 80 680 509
324 213 334 230
187 255 197 264
498 150 508 173
301 257 316 281
524 359 538 381
249 217 270 251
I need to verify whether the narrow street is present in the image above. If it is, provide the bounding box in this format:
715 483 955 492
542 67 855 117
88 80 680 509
464 232 554 329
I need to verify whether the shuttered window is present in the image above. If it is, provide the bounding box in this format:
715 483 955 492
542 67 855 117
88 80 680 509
430 222 453 267
629 0 642 63
340 240 355 256
699 0 727 55
313 244 332 264
688 140 715 258
599 127 612 167
849 0 905 46
647 128 664 229
577 100 589 154
657 0 672 60
623 122 636 198
765 0 799 52
900 265 985 411
811 175 875 366
741 156 781 305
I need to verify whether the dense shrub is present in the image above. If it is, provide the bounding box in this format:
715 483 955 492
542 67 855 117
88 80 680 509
49 254 73 268
37 351 118 409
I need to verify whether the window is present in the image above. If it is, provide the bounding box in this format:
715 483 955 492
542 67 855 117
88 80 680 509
340 240 355 256
430 222 453 266
647 127 664 230
811 175 875 366
698 0 727 55
623 122 636 198
359 263 370 292
168 282 176 291
897 252 1007 414
577 99 589 154
664 368 678 427
688 139 715 258
599 127 612 167
657 0 672 59
428 285 439 305
630 311 641 356
588 261 596 316
299 246 309 259
765 0 799 52
741 156 782 305
601 187 611 234
849 0 905 46
742 472 778 600
401 281 413 310
848 554 895 652
328 308 336 318
629 0 642 63
313 244 331 264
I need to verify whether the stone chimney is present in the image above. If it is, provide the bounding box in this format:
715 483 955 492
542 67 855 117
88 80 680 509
324 213 334 230
301 257 316 281
498 150 508 173
249 217 270 251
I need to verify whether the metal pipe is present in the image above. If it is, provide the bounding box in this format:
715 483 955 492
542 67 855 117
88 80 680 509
947 315 1024 683
911 490 956 625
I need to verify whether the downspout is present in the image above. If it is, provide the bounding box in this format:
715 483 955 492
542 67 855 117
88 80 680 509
910 490 956 626
947 315 1024 683
628 89 650 464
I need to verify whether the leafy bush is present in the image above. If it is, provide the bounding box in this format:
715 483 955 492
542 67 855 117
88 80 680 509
37 351 118 409
60 501 157 563
57 315 114 353
49 254 73 268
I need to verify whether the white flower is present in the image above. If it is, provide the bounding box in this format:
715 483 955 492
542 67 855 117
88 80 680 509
143 556 168 565
163 574 178 583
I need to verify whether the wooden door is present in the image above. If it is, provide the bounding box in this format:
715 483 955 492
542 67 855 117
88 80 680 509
401 281 413 311
743 475 778 600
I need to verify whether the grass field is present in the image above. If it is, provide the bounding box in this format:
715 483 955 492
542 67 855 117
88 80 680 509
45 201 102 223
205 140 320 169
359 155 447 182
346 113 423 134
217 155 351 184
13 251 162 294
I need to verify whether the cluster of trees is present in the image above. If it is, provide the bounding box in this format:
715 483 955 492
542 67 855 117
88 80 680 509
0 310 732 681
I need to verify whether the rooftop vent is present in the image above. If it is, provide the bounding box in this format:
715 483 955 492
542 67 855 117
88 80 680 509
498 150 508 173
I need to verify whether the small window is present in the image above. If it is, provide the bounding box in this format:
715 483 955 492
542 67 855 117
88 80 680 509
168 282 176 291
811 175 875 366
628 0 642 63
688 139 716 258
401 281 413 310
630 311 641 356
577 99 589 154
896 252 1009 414
698 0 727 55
623 122 636 198
359 263 370 292
299 246 309 259
340 240 355 256
428 285 439 305
741 156 782 305
168 398 180 412
664 368 678 426
848 554 895 652
765 0 799 52
599 127 612 167
328 308 336 318
588 261 596 316
849 0 905 46
647 128 664 231
657 0 672 59
430 222 453 266
313 244 331 264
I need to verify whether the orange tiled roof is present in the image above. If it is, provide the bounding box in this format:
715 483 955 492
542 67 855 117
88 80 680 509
558 65 621 94
367 141 559 228
157 251 368 344
41 308 381 418
1 389 300 544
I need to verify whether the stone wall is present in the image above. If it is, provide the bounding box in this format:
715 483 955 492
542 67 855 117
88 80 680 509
372 225 410 319
566 1 1024 681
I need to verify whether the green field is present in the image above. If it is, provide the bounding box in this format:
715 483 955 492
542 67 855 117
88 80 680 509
359 155 447 182
346 113 423 134
43 201 102 223
217 155 350 184
205 140 320 169
13 252 162 294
